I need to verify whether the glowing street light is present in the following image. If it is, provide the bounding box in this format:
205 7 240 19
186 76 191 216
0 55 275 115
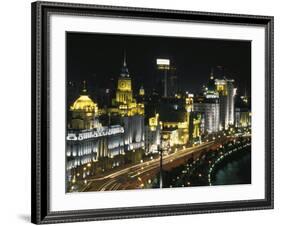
158 144 163 189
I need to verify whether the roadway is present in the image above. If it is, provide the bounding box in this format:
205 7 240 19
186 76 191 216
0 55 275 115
80 140 215 192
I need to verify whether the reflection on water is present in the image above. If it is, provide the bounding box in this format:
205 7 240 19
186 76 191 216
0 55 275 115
149 145 251 189
212 150 251 185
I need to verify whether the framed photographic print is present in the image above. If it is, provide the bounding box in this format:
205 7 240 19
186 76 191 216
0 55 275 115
31 1 274 224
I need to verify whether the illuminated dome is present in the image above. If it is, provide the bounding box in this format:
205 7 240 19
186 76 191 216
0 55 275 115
70 95 98 112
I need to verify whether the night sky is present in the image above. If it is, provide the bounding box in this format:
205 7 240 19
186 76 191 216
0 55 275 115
67 32 251 96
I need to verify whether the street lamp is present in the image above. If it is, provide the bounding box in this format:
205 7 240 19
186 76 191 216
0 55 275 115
158 144 163 189
157 127 164 189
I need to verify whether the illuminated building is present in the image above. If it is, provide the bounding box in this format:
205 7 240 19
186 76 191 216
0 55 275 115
188 112 202 144
203 69 219 99
110 52 145 152
185 93 202 142
215 78 236 130
145 113 161 153
156 59 179 98
235 109 251 128
190 71 220 134
193 96 220 134
199 71 236 131
235 94 251 128
185 93 194 113
192 115 201 138
168 66 178 97
120 115 145 151
69 81 99 130
161 128 179 148
113 53 144 116
240 89 249 105
156 58 170 97
139 86 145 96
66 84 126 171
158 99 189 145
66 125 125 171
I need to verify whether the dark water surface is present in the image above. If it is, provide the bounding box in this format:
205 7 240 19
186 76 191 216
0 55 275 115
212 149 251 185
150 146 251 189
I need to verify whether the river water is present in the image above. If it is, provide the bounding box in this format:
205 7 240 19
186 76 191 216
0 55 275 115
212 148 251 185
148 145 251 189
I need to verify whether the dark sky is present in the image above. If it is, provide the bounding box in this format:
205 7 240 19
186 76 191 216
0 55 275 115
67 32 251 96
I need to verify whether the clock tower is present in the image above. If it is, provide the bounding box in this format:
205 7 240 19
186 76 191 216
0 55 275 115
111 52 144 117
116 53 133 103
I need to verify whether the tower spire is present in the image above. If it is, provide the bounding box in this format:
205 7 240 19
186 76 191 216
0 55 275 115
120 50 129 77
210 67 214 79
123 50 127 67
82 80 87 93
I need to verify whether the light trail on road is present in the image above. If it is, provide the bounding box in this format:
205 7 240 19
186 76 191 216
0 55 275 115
81 141 215 192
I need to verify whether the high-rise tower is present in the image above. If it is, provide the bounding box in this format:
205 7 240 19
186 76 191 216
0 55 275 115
215 78 236 130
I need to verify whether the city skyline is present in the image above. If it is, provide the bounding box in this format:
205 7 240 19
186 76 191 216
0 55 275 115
66 32 251 193
67 32 251 96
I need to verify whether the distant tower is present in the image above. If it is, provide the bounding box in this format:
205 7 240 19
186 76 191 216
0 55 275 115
241 88 249 104
204 68 218 98
139 85 145 96
116 51 133 104
193 96 220 134
215 78 236 130
113 52 145 153
156 58 170 97
114 51 144 116
81 80 87 94
120 51 130 78
198 69 220 132
185 94 194 113
235 88 251 128
210 67 214 80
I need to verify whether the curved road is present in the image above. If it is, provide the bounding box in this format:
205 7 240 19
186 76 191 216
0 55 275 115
81 141 215 192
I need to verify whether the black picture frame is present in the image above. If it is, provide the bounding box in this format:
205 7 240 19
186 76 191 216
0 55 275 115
31 1 274 224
